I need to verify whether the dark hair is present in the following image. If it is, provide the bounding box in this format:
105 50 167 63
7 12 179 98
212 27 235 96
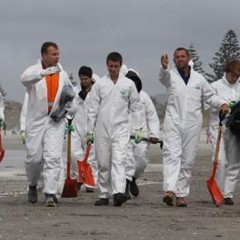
225 59 240 75
41 42 58 56
125 70 142 93
106 52 123 65
78 66 93 78
174 47 190 57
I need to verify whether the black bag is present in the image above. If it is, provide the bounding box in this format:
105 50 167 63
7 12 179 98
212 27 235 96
50 84 75 122
226 101 240 139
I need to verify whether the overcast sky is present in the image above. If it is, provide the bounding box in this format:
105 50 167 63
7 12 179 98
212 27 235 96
0 0 239 102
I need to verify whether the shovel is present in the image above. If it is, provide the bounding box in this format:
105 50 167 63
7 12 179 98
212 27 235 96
130 135 163 149
62 117 78 198
207 111 225 207
77 143 95 188
0 128 5 163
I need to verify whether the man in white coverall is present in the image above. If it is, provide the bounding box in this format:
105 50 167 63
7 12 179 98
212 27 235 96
71 66 99 192
159 47 229 207
87 52 143 207
21 42 76 207
125 70 160 198
208 59 240 205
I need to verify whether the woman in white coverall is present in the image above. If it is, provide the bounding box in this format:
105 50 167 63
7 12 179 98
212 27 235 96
87 52 143 207
159 47 229 207
125 70 160 198
21 42 76 207
71 66 99 192
208 59 240 205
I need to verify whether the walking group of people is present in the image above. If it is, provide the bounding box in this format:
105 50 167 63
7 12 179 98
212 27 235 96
1 41 240 208
18 41 160 207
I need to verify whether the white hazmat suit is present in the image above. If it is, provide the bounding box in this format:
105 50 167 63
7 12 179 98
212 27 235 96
71 75 100 187
159 66 226 197
20 93 28 133
126 90 160 180
87 73 142 198
21 60 76 197
208 75 240 197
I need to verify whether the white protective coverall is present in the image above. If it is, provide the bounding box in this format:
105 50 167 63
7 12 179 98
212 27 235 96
21 60 76 196
0 92 4 121
126 90 160 180
87 73 142 199
71 74 100 187
159 66 226 197
20 92 28 132
20 92 44 189
208 75 240 197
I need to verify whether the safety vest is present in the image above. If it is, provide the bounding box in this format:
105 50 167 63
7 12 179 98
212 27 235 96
45 73 59 113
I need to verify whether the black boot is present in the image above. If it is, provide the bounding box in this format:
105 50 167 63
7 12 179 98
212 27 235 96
224 197 234 205
125 180 131 200
113 193 128 207
129 177 139 197
45 194 57 207
28 185 38 203
95 198 109 206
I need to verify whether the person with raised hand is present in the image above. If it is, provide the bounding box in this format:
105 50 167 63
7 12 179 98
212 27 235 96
159 47 229 207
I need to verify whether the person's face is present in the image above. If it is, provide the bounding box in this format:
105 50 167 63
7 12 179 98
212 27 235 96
42 46 59 67
79 75 92 89
107 60 121 80
226 72 240 84
173 50 190 70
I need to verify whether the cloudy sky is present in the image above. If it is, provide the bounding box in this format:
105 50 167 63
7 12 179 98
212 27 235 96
0 0 239 102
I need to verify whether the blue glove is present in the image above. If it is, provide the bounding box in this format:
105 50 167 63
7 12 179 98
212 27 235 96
134 128 143 144
86 132 94 144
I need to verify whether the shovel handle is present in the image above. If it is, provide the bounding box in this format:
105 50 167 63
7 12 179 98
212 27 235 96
83 143 91 164
212 110 225 164
219 110 226 126
213 117 223 165
66 120 72 178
